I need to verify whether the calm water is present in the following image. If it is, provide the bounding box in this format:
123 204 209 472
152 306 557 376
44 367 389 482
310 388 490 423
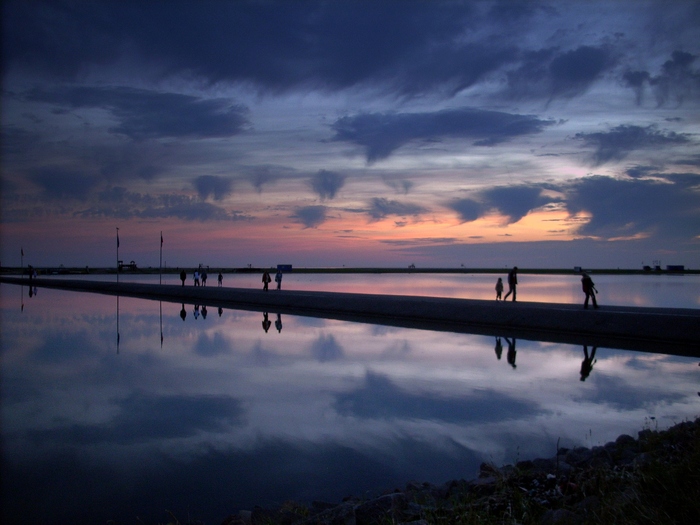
1 276 699 524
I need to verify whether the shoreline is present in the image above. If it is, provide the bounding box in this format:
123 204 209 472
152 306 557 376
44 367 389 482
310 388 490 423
219 416 700 525
1 266 698 276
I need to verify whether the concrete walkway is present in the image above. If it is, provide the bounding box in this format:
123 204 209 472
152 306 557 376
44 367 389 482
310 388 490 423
2 276 699 356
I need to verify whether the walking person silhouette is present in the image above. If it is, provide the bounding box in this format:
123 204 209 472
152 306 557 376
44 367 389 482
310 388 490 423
503 267 518 302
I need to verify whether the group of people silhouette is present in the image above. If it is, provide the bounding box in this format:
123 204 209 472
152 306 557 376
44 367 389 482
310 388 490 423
262 269 284 291
496 266 599 309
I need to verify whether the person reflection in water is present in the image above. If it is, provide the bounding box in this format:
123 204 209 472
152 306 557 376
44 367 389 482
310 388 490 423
180 304 187 321
275 313 283 333
580 345 597 381
505 337 517 368
494 337 503 360
218 306 223 317
262 312 271 332
201 305 208 319
193 304 200 320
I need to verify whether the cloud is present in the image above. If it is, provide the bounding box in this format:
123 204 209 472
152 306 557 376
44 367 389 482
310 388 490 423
24 86 250 140
333 370 544 423
194 175 234 201
622 51 700 107
30 167 99 200
1 1 498 95
367 198 426 220
310 170 345 200
25 392 245 445
565 173 700 240
574 125 691 166
292 205 327 228
332 108 554 163
74 187 250 222
480 185 554 223
449 186 554 224
506 45 615 100
247 166 287 193
384 178 414 195
309 333 344 362
194 332 232 357
448 198 485 223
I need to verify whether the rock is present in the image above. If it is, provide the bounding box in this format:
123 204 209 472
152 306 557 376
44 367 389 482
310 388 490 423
564 446 593 467
301 502 356 525
355 493 407 525
540 508 584 525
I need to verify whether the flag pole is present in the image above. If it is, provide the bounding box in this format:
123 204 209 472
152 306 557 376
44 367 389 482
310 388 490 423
159 231 163 285
116 227 120 284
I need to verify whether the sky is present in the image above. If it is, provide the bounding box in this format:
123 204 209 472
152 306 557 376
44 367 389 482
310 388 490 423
1 0 699 269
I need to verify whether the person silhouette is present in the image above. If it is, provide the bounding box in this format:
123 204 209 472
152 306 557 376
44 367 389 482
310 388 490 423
275 269 283 290
505 337 517 368
495 278 503 301
180 304 187 321
194 270 200 286
218 272 223 287
262 271 271 291
275 313 283 333
180 269 186 286
202 271 208 286
262 312 271 332
494 337 503 359
581 272 599 309
503 267 518 302
580 345 597 381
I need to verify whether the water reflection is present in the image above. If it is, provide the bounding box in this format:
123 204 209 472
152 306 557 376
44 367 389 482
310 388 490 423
1 285 698 525
580 345 597 381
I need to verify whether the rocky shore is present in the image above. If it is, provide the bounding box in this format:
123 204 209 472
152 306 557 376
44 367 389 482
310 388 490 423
221 417 700 525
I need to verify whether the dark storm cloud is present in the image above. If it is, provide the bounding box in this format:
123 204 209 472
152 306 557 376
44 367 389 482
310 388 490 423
25 392 245 445
574 125 691 166
310 170 345 200
24 86 250 140
625 51 700 106
367 198 426 220
332 108 554 163
506 46 616 100
30 167 99 200
448 198 485 223
449 186 555 224
1 0 504 96
566 173 700 240
481 185 554 223
194 175 234 201
292 205 327 228
334 370 544 423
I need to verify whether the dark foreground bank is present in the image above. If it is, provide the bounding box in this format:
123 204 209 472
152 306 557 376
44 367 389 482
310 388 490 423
216 417 700 525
